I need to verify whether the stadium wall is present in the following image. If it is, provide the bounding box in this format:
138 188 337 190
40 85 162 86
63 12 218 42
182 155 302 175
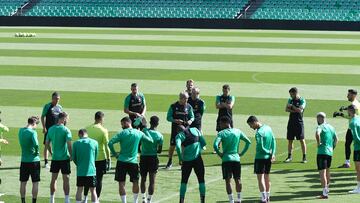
0 16 359 31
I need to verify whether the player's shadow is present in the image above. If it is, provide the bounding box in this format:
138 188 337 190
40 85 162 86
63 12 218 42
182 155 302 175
268 190 320 201
0 166 19 170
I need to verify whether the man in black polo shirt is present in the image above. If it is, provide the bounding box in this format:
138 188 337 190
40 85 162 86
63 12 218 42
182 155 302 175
41 91 62 169
165 91 195 169
188 87 206 131
124 83 147 130
216 84 235 133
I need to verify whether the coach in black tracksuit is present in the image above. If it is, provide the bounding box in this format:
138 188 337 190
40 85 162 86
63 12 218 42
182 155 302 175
188 87 206 131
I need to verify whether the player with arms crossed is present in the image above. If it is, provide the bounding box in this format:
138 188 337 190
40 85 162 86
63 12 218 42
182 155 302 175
124 83 147 130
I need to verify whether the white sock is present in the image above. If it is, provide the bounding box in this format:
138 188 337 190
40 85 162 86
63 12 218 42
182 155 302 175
76 201 82 203
147 194 152 202
142 193 146 200
266 191 270 199
133 193 139 203
345 160 350 164
260 192 266 201
83 195 88 202
228 194 234 203
323 188 328 196
120 195 127 203
237 192 241 201
50 194 55 203
65 195 70 203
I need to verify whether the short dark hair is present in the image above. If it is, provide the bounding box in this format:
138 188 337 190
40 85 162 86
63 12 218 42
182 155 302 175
289 87 298 93
150 116 159 127
348 104 356 113
223 84 230 90
28 116 39 125
78 129 87 136
131 83 137 88
348 89 358 95
121 116 132 123
58 112 68 120
247 115 258 124
220 116 231 124
52 91 60 98
95 111 104 120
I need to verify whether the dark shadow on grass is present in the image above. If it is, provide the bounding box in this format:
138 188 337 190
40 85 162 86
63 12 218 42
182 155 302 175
0 166 19 170
270 190 320 201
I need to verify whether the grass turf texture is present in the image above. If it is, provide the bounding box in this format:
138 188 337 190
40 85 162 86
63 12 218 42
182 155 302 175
0 27 359 202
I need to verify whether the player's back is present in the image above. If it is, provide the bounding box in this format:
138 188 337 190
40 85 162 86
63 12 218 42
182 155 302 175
18 127 40 162
47 124 72 160
86 123 108 161
141 128 163 156
73 137 97 176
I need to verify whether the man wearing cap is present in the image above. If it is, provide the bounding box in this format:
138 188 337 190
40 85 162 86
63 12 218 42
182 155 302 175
124 83 146 130
333 89 360 168
314 112 338 199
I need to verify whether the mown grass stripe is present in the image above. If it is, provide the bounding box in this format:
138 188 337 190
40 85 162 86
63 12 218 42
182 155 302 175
1 28 360 39
0 76 357 101
1 56 359 74
2 33 360 45
0 49 359 65
1 65 360 86
2 43 360 58
1 37 360 50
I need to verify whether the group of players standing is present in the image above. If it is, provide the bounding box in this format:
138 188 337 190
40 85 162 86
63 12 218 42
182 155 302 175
0 80 360 203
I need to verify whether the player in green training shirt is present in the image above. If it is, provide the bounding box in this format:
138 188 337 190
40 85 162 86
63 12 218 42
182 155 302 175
18 116 40 203
45 112 72 203
176 125 206 203
347 105 360 194
140 116 163 203
72 129 99 203
83 111 111 202
41 91 63 169
247 116 276 203
214 116 251 203
108 117 154 203
314 112 338 199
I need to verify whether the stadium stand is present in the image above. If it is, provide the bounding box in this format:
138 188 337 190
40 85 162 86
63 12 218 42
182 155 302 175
0 0 27 16
24 0 248 19
250 0 360 21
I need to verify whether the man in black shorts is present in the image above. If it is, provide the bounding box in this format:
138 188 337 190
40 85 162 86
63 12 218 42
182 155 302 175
165 91 194 169
45 112 72 203
247 115 276 203
73 129 99 203
285 87 307 163
18 116 40 203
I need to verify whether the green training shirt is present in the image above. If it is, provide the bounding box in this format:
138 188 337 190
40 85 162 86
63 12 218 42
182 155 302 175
18 127 40 162
213 128 251 162
175 127 206 162
86 123 110 161
349 116 360 151
46 124 72 161
72 137 98 177
108 128 153 164
316 123 337 156
141 128 163 156
255 125 276 159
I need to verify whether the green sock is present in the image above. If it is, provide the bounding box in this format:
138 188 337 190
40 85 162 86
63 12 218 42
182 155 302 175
199 183 206 196
180 183 187 198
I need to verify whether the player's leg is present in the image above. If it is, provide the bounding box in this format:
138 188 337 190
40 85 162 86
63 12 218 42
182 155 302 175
233 162 242 203
43 134 49 169
180 161 192 203
95 160 106 198
139 156 147 202
222 162 234 203
119 181 127 202
194 157 205 203
76 186 84 202
285 140 293 162
50 172 59 203
62 174 70 203
130 163 140 203
89 187 98 203
166 144 175 169
32 182 39 203
115 161 127 202
341 129 353 168
256 174 266 202
83 186 89 203
20 181 27 203
264 174 271 202
147 172 156 203
300 139 307 163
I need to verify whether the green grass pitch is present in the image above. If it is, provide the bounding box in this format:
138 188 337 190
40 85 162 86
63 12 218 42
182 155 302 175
0 27 360 202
